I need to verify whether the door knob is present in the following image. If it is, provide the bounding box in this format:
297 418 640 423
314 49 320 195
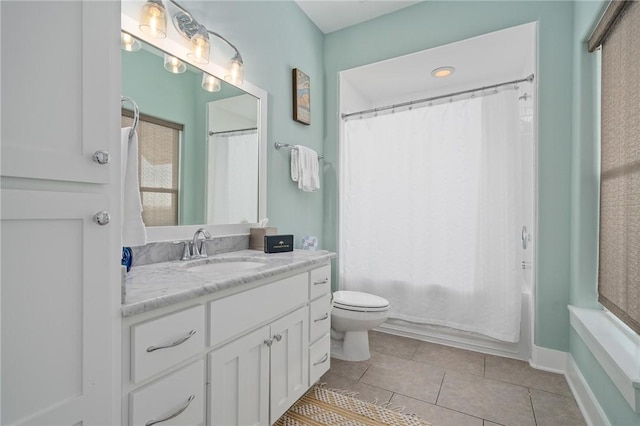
92 150 110 164
93 211 110 226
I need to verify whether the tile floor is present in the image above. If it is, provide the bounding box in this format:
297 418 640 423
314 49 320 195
320 331 585 426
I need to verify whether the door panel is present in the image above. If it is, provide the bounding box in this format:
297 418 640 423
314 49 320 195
269 307 309 423
1 189 113 425
208 325 270 426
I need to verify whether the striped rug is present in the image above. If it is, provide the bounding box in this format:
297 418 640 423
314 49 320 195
274 385 431 426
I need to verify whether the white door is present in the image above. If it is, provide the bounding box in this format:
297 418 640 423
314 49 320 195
0 1 121 424
269 307 309 423
0 1 114 184
208 326 270 426
1 190 115 424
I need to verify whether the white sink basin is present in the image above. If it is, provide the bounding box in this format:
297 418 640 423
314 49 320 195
184 259 266 274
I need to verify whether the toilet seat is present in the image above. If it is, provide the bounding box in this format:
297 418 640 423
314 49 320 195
333 291 389 312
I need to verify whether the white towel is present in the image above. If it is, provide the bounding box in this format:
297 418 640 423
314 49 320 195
291 145 320 192
121 127 147 247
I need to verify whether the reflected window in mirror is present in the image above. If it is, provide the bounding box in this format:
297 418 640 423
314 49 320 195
122 110 182 226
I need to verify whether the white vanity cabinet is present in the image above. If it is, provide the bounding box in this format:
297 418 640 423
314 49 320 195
308 264 332 384
122 262 332 426
208 306 308 424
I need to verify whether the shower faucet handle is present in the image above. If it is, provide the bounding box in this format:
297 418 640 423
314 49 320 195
521 226 531 250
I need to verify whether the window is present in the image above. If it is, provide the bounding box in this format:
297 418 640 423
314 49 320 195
589 0 640 335
122 110 182 227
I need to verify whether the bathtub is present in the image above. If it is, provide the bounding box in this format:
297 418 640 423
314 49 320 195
376 290 533 360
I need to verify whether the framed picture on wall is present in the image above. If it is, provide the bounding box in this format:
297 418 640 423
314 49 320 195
292 68 310 125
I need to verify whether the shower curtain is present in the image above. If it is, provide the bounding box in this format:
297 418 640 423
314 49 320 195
207 130 258 224
339 90 522 342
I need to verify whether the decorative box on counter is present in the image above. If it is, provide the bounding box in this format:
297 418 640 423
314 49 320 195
264 235 294 253
249 227 278 250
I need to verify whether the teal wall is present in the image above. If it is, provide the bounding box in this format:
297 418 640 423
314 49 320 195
324 1 575 352
122 48 247 225
189 1 326 247
570 329 639 425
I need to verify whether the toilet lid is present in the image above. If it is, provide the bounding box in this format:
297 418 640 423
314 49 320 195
333 291 390 311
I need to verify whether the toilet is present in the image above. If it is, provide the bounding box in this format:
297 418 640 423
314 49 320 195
330 290 390 361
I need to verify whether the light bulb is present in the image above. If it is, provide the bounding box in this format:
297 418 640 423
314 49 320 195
139 0 167 39
432 66 455 78
121 32 140 52
202 74 221 92
188 27 210 64
164 54 186 74
224 57 243 85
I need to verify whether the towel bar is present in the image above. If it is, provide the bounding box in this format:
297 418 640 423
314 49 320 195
274 142 324 160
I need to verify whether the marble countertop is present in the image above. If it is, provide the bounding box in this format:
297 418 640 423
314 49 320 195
122 249 336 317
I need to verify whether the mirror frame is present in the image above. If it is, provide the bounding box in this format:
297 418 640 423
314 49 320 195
121 12 267 241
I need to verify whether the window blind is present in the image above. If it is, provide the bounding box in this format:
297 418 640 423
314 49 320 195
122 111 182 227
593 0 640 334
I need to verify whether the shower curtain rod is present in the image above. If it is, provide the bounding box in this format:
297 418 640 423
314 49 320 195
341 73 535 120
208 127 257 136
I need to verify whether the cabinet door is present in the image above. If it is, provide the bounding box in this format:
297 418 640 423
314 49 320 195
1 189 115 425
1 1 115 184
208 326 270 426
269 307 309 423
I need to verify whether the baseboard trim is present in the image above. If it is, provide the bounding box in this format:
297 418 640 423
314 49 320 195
529 344 567 374
566 354 611 426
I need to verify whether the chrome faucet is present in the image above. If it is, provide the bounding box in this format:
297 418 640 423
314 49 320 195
174 228 212 260
191 228 212 258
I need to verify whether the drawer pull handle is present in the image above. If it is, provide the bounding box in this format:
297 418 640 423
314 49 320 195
313 353 329 366
145 395 195 426
314 313 329 322
146 329 197 353
314 278 329 285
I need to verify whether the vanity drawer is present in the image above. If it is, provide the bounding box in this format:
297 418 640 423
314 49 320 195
309 333 331 384
209 273 307 347
309 293 332 343
131 305 205 383
129 359 205 426
310 264 331 300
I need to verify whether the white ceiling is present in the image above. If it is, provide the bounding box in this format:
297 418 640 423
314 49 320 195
340 22 536 109
295 0 424 34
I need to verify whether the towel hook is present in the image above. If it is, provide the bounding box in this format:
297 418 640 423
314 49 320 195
121 96 139 140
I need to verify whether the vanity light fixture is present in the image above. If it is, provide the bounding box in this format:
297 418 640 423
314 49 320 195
432 66 455 78
139 0 167 39
121 32 141 52
164 54 186 74
202 73 222 92
166 0 245 85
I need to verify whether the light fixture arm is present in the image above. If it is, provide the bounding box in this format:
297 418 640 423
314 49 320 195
206 30 243 64
165 0 200 40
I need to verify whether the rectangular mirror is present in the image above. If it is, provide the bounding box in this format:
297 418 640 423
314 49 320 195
122 37 262 227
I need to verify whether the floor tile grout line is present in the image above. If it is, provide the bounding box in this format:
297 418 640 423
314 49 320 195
482 355 486 377
528 387 538 426
434 369 446 406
